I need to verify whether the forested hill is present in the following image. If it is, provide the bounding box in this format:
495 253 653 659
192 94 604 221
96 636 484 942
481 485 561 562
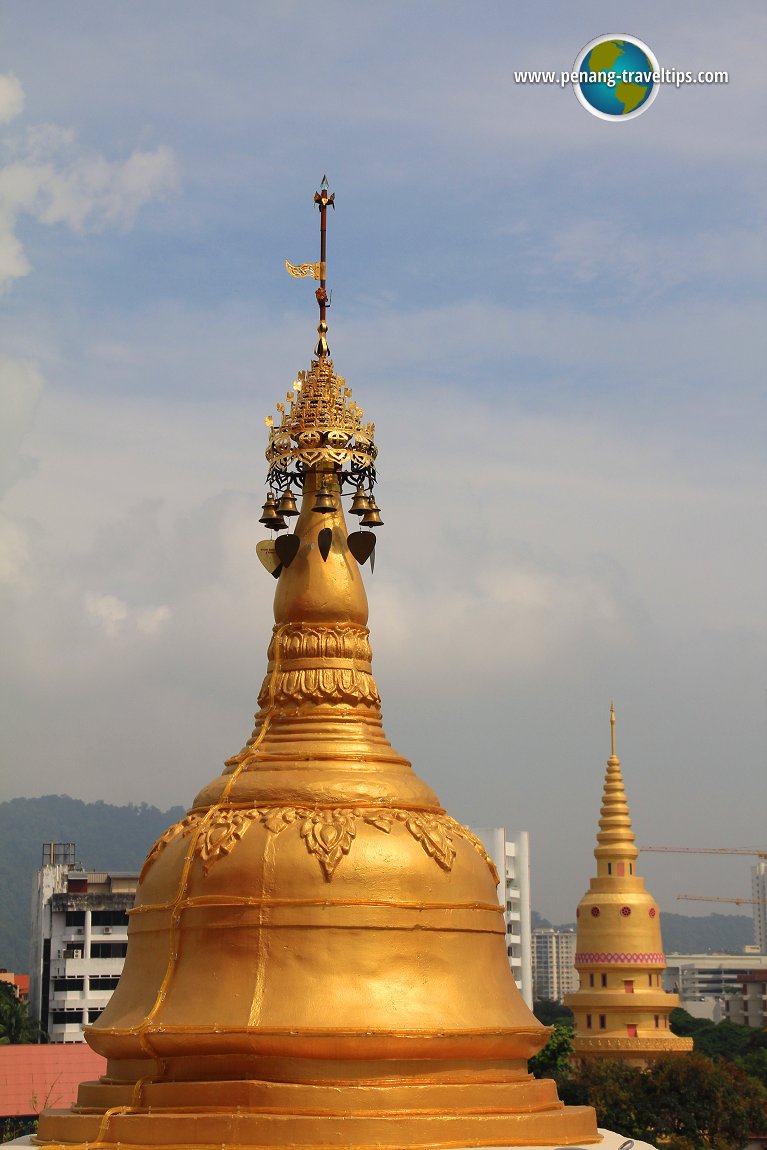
0 795 185 973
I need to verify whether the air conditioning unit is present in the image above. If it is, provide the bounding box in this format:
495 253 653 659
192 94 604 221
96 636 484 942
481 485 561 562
76 927 83 934
103 927 112 935
72 949 82 959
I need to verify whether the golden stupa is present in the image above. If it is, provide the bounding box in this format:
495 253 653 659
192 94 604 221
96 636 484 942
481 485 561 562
564 705 693 1066
36 183 598 1148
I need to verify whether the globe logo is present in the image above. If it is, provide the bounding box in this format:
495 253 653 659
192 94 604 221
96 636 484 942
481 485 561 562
574 35 660 121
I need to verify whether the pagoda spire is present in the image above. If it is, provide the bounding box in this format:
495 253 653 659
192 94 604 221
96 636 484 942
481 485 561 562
595 702 638 873
564 705 693 1065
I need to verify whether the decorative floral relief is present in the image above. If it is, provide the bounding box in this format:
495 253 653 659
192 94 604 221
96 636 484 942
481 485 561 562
140 815 200 883
397 812 456 872
198 809 254 875
142 805 475 884
259 666 380 707
299 809 357 878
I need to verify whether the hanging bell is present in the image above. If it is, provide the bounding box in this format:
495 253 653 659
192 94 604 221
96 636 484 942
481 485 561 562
312 482 336 514
271 513 288 532
259 493 280 526
360 499 383 527
350 486 370 516
277 489 299 517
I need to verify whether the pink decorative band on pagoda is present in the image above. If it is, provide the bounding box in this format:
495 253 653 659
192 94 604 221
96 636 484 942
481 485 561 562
575 951 666 965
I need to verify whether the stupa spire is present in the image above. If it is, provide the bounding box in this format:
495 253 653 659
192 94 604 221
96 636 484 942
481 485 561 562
565 705 693 1065
595 702 638 872
36 186 598 1149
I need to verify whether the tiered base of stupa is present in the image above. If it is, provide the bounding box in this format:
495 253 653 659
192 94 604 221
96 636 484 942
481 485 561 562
37 1053 599 1147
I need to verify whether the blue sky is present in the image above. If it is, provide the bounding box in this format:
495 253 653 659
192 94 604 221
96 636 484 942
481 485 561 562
1 2 765 924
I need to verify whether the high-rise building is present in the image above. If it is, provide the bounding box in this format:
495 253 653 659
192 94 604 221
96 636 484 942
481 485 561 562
532 927 577 1003
564 706 692 1064
29 843 137 1043
471 828 532 1006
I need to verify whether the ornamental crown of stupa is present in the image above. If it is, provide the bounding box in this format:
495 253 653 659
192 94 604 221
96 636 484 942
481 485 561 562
264 360 377 485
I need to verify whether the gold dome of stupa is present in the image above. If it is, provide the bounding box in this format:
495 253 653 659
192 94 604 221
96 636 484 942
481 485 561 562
36 182 598 1149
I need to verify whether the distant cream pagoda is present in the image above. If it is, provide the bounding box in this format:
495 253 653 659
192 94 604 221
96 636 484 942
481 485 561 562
565 706 693 1066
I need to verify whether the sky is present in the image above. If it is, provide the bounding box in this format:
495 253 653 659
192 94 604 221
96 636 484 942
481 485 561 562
1 2 765 925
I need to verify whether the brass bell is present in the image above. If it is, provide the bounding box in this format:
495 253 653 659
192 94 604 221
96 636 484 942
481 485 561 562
271 513 288 532
259 493 280 526
277 489 299 517
312 482 336 514
350 486 370 516
360 499 383 527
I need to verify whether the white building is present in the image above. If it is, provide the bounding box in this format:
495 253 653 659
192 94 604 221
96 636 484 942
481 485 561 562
662 950 767 1021
471 828 533 1008
29 843 137 1043
532 927 578 1003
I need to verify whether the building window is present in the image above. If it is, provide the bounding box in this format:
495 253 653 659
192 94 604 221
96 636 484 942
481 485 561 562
88 1008 103 1023
627 1024 637 1038
607 863 612 875
589 974 595 987
92 910 130 927
586 1014 592 1029
65 910 86 927
624 980 634 994
629 864 633 874
599 1015 606 1029
53 977 84 992
90 942 128 959
89 976 120 991
601 973 607 987
654 1015 660 1029
51 1010 80 1025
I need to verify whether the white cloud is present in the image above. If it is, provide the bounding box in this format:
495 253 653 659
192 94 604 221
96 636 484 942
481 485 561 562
84 592 129 638
0 73 24 123
0 72 178 287
0 513 30 585
83 592 171 639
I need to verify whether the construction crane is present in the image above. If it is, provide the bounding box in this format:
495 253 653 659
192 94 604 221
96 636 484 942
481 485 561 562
677 895 761 906
640 848 767 923
642 846 767 858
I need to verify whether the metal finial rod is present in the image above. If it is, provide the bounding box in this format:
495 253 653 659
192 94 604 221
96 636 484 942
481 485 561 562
313 177 334 353
610 701 616 758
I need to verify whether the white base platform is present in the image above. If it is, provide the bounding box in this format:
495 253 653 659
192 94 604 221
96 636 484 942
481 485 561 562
8 1131 656 1149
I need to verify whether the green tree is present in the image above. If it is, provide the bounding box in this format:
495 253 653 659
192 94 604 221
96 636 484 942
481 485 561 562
566 1060 651 1139
529 1022 574 1081
532 999 574 1026
644 1053 767 1150
0 982 45 1044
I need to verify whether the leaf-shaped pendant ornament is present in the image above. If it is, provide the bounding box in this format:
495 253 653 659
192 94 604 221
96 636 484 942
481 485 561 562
275 533 300 568
347 530 376 565
256 540 283 579
318 527 332 562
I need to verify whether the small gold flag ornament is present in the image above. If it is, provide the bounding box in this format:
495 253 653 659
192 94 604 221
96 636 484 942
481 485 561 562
285 260 324 280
